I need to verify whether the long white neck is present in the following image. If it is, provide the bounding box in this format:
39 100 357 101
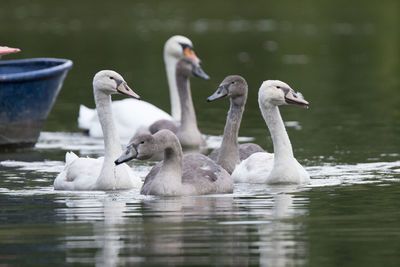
261 104 294 162
217 99 244 173
94 90 122 187
164 55 180 121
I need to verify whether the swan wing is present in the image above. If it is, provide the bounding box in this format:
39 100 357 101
182 154 233 194
238 143 265 160
81 99 173 139
78 105 97 130
208 143 265 162
232 152 274 183
54 155 103 190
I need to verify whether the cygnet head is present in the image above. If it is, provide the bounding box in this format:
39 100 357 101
176 56 210 80
207 75 248 104
258 80 309 109
164 35 200 64
114 134 156 165
93 70 140 99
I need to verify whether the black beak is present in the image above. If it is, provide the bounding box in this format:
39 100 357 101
114 145 138 165
207 84 229 102
192 65 210 80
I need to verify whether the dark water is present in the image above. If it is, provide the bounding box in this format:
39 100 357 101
1 0 400 266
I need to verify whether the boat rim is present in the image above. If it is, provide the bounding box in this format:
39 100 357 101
0 58 73 82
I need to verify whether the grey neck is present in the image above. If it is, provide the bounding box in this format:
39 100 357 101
261 104 294 162
176 72 201 135
154 132 183 193
217 97 245 173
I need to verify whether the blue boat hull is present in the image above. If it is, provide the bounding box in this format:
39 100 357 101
0 58 73 148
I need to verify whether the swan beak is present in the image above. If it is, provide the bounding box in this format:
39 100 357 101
192 65 210 80
116 80 140 100
0 46 21 56
284 90 309 109
115 145 138 165
207 84 228 102
183 46 201 64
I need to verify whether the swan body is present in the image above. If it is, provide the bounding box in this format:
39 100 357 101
78 35 201 140
232 80 310 184
78 99 172 138
54 152 139 190
54 70 142 190
115 130 233 196
207 75 264 173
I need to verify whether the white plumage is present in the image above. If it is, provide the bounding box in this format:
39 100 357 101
232 80 310 184
54 70 143 190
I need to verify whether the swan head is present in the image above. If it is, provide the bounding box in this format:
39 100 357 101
93 70 140 99
207 75 248 104
258 80 309 109
115 134 156 165
164 35 200 64
176 57 210 80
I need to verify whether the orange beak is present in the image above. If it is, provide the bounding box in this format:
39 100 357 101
183 47 200 64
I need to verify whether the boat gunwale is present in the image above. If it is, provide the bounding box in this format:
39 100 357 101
0 58 73 82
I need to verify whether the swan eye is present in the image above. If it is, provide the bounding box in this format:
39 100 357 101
109 77 114 80
276 86 280 89
140 141 145 144
231 81 235 84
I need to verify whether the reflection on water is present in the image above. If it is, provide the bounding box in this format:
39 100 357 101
51 187 309 266
258 191 307 267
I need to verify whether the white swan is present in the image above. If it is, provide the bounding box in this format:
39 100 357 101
232 80 310 184
207 75 265 173
54 70 143 190
115 130 233 196
78 35 201 140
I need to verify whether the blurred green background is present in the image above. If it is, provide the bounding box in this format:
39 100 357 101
2 0 399 165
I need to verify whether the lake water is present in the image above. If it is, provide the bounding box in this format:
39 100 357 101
1 0 400 266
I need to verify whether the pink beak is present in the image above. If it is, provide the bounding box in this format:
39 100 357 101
0 46 21 56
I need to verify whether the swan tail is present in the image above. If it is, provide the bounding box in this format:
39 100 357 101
65 151 78 165
78 105 96 130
